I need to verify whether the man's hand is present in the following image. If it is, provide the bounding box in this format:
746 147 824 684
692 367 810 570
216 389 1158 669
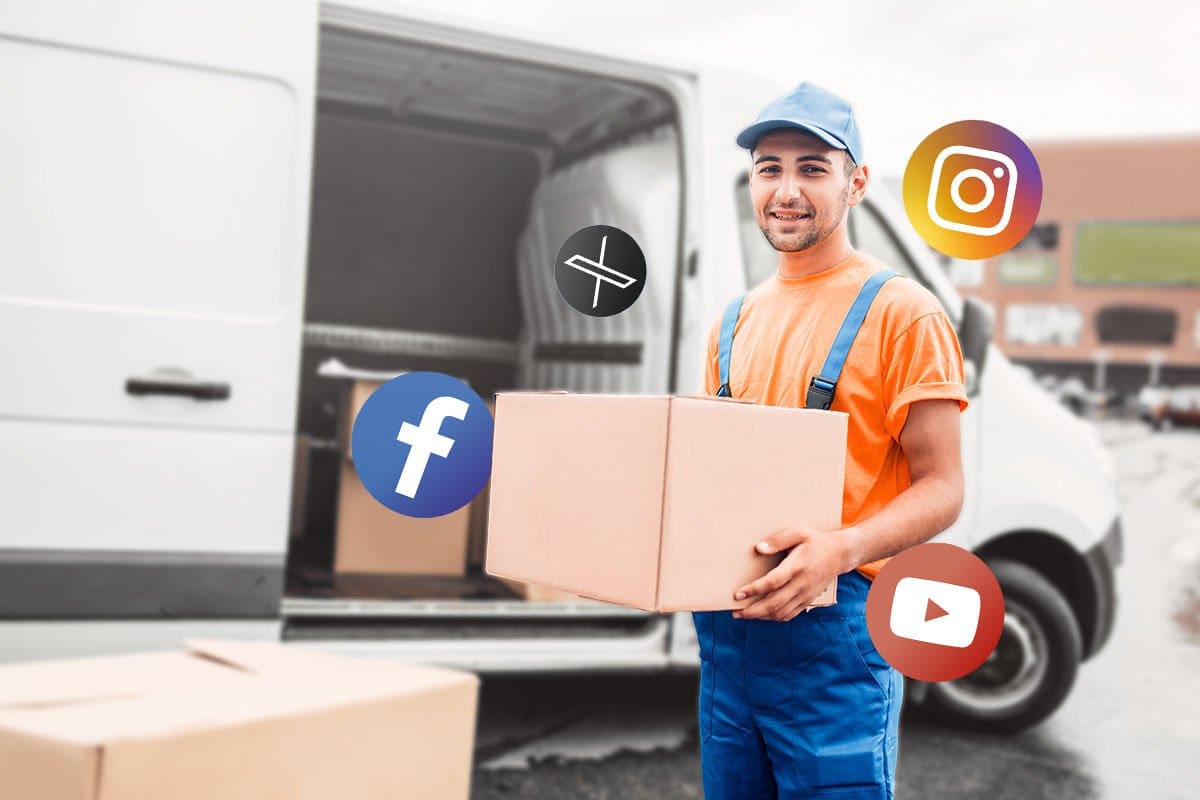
731 526 849 621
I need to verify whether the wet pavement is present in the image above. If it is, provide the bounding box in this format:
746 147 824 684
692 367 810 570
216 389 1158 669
469 422 1200 799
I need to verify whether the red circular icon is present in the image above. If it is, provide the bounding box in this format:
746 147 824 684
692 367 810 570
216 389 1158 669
865 543 1004 682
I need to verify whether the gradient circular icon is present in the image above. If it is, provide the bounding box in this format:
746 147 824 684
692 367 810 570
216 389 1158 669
902 120 1042 260
554 224 646 317
350 372 493 518
865 542 1004 682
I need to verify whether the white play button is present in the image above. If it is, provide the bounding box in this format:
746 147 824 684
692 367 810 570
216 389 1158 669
889 576 981 649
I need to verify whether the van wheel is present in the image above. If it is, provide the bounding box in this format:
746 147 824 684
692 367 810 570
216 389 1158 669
924 559 1082 734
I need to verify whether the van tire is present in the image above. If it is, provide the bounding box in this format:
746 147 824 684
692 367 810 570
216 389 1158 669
924 559 1082 734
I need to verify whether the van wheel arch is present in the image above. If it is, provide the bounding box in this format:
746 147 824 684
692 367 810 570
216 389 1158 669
972 530 1102 660
922 558 1082 733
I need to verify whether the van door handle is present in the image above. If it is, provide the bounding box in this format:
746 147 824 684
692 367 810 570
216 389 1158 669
125 375 231 401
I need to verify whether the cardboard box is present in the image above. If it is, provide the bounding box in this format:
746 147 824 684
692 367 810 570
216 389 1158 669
485 393 846 613
0 640 478 800
334 379 470 576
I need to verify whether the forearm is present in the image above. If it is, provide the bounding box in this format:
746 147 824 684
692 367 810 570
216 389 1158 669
837 473 964 572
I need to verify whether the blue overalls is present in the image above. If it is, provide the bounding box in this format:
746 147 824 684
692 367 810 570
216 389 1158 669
693 270 903 799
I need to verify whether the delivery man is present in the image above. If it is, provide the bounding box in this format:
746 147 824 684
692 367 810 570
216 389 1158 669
692 83 968 798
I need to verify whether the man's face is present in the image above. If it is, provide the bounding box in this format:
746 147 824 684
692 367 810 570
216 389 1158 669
749 129 861 253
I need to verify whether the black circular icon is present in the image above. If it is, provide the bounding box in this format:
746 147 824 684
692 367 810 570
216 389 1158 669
554 225 646 317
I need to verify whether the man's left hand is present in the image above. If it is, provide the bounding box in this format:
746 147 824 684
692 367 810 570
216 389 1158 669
732 526 849 621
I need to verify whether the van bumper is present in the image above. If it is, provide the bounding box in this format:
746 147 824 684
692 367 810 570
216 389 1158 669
1082 514 1122 660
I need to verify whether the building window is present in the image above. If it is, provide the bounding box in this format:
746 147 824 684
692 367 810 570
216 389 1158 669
998 252 1058 284
1096 306 1177 345
947 258 985 288
1004 304 1082 346
1076 220 1200 285
998 223 1058 284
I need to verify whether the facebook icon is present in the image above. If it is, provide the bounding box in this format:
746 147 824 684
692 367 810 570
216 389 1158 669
350 372 493 518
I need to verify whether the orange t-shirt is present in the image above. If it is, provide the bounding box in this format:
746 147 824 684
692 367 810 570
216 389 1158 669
702 251 969 581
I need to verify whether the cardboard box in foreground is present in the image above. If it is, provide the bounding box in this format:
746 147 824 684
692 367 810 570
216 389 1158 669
486 393 847 613
0 640 478 800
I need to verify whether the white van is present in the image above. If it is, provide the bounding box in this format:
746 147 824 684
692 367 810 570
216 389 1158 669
0 1 1121 733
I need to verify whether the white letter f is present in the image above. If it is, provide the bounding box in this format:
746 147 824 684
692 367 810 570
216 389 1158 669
394 395 470 498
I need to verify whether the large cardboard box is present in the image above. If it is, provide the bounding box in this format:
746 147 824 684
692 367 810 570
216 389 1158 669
486 393 846 613
0 640 478 800
334 379 471 576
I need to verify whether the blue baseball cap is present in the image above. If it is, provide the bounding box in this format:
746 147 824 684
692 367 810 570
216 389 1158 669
736 82 862 165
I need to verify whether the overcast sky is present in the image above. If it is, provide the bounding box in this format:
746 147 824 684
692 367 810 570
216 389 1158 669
386 0 1199 175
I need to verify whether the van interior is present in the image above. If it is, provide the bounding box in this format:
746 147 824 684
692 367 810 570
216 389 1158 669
285 25 684 614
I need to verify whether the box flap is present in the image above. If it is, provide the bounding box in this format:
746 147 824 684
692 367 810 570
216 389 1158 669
672 393 757 405
0 651 247 711
183 639 348 677
0 642 477 747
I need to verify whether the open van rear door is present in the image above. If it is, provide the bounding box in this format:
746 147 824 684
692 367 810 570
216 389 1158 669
0 1 317 627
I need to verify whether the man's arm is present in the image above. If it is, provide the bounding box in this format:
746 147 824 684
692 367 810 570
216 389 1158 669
838 397 963 570
733 397 963 621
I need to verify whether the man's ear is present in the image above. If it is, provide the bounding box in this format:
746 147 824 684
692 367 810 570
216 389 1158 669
846 163 869 208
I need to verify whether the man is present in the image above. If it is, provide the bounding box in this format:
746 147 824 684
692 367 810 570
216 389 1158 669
692 83 968 798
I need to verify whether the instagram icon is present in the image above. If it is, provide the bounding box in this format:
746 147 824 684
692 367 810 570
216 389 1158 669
903 120 1042 259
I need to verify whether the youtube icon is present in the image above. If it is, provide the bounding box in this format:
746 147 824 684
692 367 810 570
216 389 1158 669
866 543 1004 682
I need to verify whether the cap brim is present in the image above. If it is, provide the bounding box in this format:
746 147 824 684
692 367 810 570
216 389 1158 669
736 119 847 154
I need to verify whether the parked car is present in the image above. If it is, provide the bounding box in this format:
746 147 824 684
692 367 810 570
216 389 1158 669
1151 386 1200 429
1042 375 1121 417
1137 385 1172 428
0 0 1121 733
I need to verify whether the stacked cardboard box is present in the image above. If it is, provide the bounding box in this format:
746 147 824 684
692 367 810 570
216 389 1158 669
0 640 478 799
334 379 471 576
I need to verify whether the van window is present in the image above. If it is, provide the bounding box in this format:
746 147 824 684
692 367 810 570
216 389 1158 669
848 200 961 321
847 202 917 279
733 178 779 288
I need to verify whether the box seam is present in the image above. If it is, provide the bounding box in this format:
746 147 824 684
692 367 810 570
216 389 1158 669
93 743 106 800
653 398 674 612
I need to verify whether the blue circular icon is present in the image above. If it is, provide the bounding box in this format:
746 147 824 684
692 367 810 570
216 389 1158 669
350 372 493 518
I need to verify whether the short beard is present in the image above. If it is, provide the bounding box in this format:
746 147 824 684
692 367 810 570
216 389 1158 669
759 180 850 253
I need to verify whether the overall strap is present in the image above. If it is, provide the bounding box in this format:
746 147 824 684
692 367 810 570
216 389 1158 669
805 270 899 410
716 293 745 398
